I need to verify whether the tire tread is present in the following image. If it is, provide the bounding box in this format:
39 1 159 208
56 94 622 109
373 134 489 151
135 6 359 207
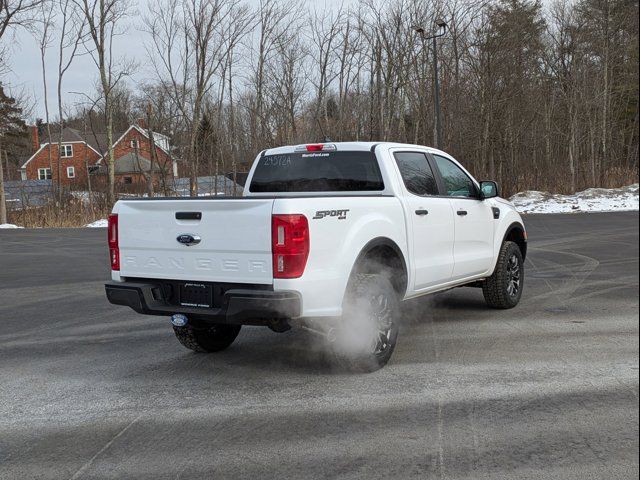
482 241 523 309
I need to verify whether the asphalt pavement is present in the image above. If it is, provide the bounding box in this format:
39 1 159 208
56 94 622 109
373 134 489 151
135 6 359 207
0 212 638 479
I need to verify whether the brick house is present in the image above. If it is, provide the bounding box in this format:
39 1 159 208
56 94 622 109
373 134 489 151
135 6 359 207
20 122 177 188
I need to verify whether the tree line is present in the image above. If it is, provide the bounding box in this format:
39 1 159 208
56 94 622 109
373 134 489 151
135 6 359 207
1 0 638 207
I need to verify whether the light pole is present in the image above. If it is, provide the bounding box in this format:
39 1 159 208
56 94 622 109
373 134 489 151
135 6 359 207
413 19 448 149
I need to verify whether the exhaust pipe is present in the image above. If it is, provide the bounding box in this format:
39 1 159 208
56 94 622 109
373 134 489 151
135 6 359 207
299 324 337 343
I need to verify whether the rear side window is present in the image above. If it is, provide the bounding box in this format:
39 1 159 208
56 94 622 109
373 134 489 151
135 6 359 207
433 155 477 198
249 151 384 192
394 152 438 196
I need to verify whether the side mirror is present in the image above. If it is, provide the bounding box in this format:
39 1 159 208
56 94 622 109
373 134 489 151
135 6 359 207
480 181 499 199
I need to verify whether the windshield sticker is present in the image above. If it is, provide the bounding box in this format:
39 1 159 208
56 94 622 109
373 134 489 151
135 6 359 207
262 155 292 167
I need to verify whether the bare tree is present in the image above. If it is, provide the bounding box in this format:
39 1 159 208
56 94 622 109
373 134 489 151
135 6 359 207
76 0 132 205
307 5 343 131
0 0 44 39
33 0 55 197
248 0 297 149
269 29 308 145
145 0 250 196
144 102 157 196
54 0 85 199
8 0 632 212
1 1 44 77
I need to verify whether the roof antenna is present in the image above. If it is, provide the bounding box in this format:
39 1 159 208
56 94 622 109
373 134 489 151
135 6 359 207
315 117 331 143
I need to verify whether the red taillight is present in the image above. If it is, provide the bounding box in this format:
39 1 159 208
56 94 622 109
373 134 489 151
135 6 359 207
295 143 336 152
108 214 120 271
271 214 309 278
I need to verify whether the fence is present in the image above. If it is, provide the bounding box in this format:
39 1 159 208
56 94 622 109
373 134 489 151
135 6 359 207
170 176 244 197
3 176 244 211
3 180 53 210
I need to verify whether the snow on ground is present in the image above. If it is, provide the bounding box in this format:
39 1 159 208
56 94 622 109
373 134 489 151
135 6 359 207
84 219 108 228
0 224 23 229
510 184 639 214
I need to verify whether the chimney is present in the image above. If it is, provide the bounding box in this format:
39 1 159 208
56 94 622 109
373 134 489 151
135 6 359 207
135 118 147 130
30 126 40 152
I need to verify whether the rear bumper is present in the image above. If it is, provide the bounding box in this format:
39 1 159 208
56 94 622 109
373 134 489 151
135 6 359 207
105 281 301 326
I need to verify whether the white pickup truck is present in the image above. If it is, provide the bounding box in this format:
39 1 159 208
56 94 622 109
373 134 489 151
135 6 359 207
105 142 527 371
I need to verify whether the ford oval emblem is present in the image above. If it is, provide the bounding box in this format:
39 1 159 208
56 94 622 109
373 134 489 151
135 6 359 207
176 234 201 246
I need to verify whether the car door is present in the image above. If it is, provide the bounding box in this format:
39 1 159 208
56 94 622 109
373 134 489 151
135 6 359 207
431 153 495 280
392 151 455 291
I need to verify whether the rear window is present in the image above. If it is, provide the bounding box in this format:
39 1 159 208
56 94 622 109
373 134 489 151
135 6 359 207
249 151 384 192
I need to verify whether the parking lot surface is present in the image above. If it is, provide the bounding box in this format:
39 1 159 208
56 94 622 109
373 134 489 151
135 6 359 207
0 212 638 479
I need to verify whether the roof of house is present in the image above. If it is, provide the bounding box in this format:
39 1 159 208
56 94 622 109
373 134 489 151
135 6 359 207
114 152 163 174
62 127 112 154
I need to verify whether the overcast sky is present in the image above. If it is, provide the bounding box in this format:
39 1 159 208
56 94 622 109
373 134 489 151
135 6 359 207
3 0 351 122
6 3 146 121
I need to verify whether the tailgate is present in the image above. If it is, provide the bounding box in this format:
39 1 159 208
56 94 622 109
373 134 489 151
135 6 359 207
117 199 274 284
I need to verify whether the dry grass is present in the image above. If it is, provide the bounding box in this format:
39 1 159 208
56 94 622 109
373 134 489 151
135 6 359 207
8 197 112 228
509 166 639 197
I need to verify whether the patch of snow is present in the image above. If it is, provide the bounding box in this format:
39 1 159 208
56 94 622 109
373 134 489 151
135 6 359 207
0 223 23 229
510 184 639 214
197 192 228 197
85 219 108 228
71 191 89 201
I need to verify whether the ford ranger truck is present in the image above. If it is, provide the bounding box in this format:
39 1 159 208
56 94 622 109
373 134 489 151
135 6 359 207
105 142 527 371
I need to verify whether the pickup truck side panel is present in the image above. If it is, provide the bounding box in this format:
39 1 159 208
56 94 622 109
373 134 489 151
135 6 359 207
489 201 527 273
449 197 496 279
273 196 408 317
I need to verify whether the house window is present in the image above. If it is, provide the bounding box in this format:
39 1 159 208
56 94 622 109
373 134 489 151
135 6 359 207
130 139 140 149
38 168 52 180
60 144 73 158
123 177 133 184
67 166 75 178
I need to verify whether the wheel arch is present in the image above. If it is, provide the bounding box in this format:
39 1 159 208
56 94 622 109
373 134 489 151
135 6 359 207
348 237 408 297
502 222 527 260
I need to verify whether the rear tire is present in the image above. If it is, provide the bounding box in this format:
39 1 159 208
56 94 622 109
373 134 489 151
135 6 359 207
332 273 400 372
173 324 241 352
482 241 524 309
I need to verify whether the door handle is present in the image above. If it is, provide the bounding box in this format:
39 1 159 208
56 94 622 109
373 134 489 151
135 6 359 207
415 209 429 216
175 211 202 220
457 210 468 216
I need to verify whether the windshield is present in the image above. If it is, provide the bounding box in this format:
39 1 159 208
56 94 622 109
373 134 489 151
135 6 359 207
249 151 384 193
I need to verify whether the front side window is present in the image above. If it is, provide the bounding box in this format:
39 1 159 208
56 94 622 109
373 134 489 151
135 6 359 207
433 155 477 198
394 152 438 196
250 150 384 192
67 166 75 178
38 168 52 180
60 144 73 158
